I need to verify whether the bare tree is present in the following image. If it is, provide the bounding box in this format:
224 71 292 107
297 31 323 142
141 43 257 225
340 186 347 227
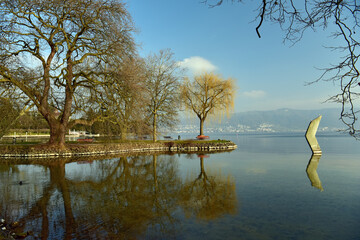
203 0 360 137
0 0 135 148
180 72 235 136
145 49 183 142
97 56 149 140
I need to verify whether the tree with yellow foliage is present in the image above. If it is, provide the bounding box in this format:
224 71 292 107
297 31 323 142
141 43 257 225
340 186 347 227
180 72 235 137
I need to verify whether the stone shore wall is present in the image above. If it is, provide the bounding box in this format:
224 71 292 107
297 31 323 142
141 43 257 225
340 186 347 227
0 141 237 159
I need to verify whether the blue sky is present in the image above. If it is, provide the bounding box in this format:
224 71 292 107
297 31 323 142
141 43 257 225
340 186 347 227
127 0 341 113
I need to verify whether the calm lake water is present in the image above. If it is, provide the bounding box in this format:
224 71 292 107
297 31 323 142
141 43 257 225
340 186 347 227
1 133 359 239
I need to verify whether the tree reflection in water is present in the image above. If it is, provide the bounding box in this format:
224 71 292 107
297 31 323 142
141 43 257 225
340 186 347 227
0 153 237 238
178 154 237 220
68 155 181 239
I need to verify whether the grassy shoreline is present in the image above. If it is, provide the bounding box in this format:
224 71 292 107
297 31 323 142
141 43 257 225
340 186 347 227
0 139 237 159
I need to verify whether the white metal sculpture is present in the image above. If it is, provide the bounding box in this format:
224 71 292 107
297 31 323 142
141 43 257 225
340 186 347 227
305 115 322 155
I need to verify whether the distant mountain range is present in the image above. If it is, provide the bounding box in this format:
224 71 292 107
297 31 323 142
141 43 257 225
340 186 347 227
176 108 345 133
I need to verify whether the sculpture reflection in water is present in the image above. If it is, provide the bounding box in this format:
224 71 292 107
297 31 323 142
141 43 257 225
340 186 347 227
305 115 323 191
0 155 181 239
178 154 238 220
306 154 324 191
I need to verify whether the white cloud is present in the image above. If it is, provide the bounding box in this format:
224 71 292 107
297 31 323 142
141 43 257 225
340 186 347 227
178 56 217 74
243 90 266 98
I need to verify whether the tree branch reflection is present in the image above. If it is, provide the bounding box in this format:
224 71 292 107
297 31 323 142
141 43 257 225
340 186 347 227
178 154 238 220
0 153 237 238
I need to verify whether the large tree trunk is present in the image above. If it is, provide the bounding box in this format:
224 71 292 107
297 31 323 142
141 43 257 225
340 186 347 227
43 83 73 149
47 119 67 149
120 126 127 141
199 117 205 136
153 113 157 142
37 57 73 149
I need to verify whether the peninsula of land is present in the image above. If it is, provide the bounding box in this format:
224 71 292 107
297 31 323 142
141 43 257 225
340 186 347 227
0 139 237 159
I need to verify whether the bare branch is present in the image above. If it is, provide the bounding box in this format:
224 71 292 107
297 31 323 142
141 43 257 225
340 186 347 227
256 0 266 38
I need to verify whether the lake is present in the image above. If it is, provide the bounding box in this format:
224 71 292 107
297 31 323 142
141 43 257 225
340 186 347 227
1 133 359 239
